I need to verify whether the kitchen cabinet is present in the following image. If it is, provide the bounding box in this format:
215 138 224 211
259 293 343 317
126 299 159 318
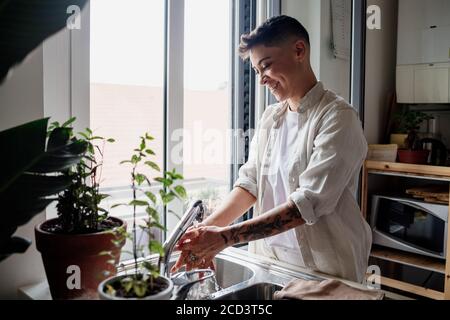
396 66 414 103
414 66 449 103
361 160 450 300
396 63 450 104
397 0 450 65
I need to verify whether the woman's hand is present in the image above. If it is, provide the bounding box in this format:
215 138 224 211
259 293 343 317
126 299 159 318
171 225 228 273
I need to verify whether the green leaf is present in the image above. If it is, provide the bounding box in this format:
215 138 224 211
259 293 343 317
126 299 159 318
142 260 155 272
144 161 160 172
149 240 164 256
120 277 134 293
150 269 160 279
133 280 147 298
86 128 93 135
140 139 146 151
145 133 154 140
129 200 149 207
111 203 127 209
78 132 89 140
145 149 155 155
119 160 132 165
146 207 159 221
135 173 146 185
131 155 140 164
173 185 187 199
61 117 76 128
107 138 115 143
145 191 157 204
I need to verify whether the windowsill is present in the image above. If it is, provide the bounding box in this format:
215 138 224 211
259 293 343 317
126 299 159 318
18 280 51 300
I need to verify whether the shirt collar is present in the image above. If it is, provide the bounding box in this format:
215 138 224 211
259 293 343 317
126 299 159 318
273 81 326 122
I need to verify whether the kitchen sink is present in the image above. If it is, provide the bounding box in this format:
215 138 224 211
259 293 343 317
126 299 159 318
213 282 283 300
166 248 402 300
213 255 255 288
169 254 255 289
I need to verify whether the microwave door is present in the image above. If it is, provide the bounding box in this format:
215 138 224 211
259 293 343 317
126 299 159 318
371 195 448 259
396 198 449 258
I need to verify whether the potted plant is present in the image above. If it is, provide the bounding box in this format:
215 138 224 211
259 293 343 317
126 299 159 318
97 133 186 300
0 117 87 261
396 110 434 164
35 118 126 300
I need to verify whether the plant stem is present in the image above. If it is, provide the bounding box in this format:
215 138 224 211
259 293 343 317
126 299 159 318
132 166 138 277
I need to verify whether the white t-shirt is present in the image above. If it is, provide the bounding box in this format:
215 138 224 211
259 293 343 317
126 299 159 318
262 108 303 266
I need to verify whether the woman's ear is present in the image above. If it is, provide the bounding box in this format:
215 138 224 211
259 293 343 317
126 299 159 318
294 40 307 62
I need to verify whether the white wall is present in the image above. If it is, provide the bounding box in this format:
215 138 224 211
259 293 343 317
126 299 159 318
364 0 398 144
0 46 47 299
282 0 351 101
282 0 321 77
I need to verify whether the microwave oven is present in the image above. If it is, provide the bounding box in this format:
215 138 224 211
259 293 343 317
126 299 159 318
371 195 448 259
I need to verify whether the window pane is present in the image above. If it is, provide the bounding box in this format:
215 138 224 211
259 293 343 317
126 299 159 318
183 0 232 217
90 0 165 260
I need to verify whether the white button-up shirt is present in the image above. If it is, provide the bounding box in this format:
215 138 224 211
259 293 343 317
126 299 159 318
234 82 372 283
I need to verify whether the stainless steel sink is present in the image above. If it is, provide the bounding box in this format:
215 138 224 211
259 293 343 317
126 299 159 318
214 282 283 300
169 254 255 289
166 248 403 300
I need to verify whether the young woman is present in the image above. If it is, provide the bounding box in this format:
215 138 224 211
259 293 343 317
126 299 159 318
172 15 371 283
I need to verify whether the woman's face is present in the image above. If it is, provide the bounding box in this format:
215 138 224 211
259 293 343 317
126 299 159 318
249 41 304 102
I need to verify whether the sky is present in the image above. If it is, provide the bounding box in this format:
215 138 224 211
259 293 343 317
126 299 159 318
90 0 231 90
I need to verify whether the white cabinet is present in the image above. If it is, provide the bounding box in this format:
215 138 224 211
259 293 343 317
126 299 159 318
398 0 450 65
396 0 450 103
396 66 414 103
414 66 449 103
396 63 450 104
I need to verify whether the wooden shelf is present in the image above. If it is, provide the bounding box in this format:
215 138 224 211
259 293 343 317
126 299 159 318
378 276 445 300
371 245 445 274
365 160 450 179
361 160 450 299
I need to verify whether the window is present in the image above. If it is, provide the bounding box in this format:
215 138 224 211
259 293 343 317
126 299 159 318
90 0 165 188
182 0 232 217
89 0 166 260
45 0 315 255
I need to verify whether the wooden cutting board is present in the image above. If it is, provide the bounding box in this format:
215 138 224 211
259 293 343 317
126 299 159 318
406 185 449 204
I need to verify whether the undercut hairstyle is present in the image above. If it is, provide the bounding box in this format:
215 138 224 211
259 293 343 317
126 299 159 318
239 15 310 60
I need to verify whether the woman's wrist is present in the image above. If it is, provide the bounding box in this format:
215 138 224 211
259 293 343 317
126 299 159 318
219 225 240 247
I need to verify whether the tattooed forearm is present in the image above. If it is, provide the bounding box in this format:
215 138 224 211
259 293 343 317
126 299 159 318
220 232 228 245
286 200 303 219
222 200 305 245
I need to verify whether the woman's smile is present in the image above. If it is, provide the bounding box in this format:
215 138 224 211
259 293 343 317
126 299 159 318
268 81 279 93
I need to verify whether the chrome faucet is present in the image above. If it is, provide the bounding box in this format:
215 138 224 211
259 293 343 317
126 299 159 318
160 200 206 278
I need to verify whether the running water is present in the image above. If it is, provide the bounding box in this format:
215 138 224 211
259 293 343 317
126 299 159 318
185 274 222 300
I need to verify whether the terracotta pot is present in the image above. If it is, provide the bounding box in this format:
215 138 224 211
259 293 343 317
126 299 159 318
35 217 126 300
98 274 174 300
397 149 430 164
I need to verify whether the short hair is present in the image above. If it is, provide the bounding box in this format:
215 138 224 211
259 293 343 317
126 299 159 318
239 15 310 60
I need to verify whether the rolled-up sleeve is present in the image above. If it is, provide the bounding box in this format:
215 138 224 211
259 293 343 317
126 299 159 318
289 108 368 225
233 128 259 198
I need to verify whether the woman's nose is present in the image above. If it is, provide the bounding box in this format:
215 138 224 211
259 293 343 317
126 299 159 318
259 75 267 86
